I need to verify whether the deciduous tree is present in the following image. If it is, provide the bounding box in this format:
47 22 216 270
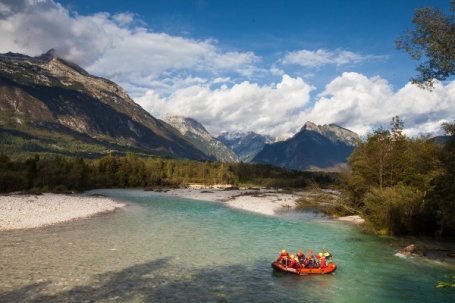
396 1 455 89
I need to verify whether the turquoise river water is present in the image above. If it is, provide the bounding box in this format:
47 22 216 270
0 189 454 302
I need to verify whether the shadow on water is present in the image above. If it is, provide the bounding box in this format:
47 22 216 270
2 257 447 303
0 258 304 303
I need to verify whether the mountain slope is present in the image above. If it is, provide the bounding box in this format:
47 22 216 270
0 50 207 159
161 115 239 162
217 131 274 162
252 122 359 171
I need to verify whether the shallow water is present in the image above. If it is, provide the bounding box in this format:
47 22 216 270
0 189 454 302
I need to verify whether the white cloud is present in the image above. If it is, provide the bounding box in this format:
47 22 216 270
137 74 315 136
300 72 455 137
0 0 260 88
213 77 230 84
282 48 386 68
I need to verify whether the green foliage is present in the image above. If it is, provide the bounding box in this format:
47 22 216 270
0 154 331 194
344 117 453 235
427 122 455 234
396 1 455 89
364 185 430 234
437 275 455 288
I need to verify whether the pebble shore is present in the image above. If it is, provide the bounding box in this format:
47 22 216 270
166 188 301 216
0 193 125 231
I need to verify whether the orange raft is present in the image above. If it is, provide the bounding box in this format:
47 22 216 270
271 261 337 275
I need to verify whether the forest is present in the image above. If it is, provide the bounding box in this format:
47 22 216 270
0 152 334 194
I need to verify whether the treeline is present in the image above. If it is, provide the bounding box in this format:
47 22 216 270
340 117 455 236
0 153 335 194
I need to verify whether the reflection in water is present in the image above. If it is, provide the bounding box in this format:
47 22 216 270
0 189 453 303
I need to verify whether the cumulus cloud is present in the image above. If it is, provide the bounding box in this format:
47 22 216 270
136 72 454 138
0 0 259 89
136 74 315 136
282 48 386 68
301 73 455 137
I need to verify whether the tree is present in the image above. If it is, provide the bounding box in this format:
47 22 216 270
428 122 455 233
345 117 444 234
396 1 455 89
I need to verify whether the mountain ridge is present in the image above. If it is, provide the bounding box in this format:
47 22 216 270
252 122 360 171
217 131 275 162
161 115 239 162
0 50 208 160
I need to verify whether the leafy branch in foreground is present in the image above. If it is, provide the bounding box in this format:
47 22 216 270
437 275 455 288
396 0 455 89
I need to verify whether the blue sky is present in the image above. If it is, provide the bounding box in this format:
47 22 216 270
1 0 454 137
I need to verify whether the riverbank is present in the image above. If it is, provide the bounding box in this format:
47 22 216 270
0 193 126 231
166 188 300 216
0 188 363 231
164 187 365 223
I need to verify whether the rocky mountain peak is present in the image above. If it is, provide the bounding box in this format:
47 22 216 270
162 115 239 162
253 121 360 171
301 121 359 147
302 121 320 133
36 49 58 62
162 115 212 141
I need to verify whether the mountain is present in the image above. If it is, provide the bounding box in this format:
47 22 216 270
0 50 208 160
161 115 239 162
252 122 359 171
217 131 275 162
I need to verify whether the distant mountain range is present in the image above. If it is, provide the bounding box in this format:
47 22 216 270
252 122 359 171
216 131 275 162
161 115 239 162
0 49 208 159
0 49 361 171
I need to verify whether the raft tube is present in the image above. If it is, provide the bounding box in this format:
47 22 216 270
271 261 337 275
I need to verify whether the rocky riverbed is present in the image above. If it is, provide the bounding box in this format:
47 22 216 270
0 193 125 231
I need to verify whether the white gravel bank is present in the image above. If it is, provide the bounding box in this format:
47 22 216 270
166 188 365 223
0 194 125 231
166 188 303 216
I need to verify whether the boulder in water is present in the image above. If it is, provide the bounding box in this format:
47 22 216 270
398 244 427 256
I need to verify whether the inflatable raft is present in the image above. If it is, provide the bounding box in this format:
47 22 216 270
271 261 337 275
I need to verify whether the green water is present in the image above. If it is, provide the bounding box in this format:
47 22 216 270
0 189 453 302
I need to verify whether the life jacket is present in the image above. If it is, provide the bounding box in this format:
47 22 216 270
289 257 300 268
320 257 327 269
277 252 289 261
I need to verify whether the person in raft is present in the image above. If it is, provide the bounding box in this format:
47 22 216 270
276 249 290 265
304 250 317 268
319 253 327 269
288 254 301 268
322 248 332 263
296 250 305 264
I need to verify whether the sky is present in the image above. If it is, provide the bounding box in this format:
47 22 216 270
0 0 454 138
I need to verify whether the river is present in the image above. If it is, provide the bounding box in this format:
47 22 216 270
0 189 453 302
